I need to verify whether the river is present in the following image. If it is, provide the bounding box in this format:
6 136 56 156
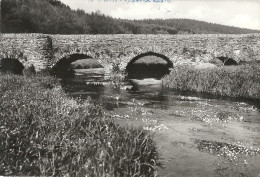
61 68 260 177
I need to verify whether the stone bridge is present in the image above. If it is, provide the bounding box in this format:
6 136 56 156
0 33 260 73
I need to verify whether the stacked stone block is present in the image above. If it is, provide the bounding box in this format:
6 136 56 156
1 33 260 72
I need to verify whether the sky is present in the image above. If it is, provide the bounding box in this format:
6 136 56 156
60 0 260 30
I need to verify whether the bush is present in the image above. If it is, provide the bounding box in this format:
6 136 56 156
0 74 159 176
163 64 260 100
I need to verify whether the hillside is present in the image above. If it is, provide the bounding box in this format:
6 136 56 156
1 0 260 34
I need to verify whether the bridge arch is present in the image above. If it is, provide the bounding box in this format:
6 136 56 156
52 53 103 77
126 52 173 79
0 58 24 75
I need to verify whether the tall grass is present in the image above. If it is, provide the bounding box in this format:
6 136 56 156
163 64 260 100
0 74 159 176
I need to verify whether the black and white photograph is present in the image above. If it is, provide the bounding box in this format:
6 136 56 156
0 0 260 176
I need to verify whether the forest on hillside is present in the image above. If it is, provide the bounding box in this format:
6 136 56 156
1 0 260 34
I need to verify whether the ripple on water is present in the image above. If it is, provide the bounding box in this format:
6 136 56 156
143 124 169 132
178 95 203 101
194 139 260 177
230 102 258 113
194 139 260 157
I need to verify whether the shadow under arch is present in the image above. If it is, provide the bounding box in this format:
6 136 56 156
52 53 103 78
126 52 173 79
0 58 24 75
217 56 238 66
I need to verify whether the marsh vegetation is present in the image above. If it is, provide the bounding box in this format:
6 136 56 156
0 73 159 176
163 63 260 100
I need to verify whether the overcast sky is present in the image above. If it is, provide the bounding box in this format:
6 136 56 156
60 0 260 30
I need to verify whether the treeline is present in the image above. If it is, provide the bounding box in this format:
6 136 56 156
1 0 259 34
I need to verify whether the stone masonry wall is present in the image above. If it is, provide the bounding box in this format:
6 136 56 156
1 33 260 71
51 34 260 72
0 34 52 71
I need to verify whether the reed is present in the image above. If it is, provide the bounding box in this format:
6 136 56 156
163 64 260 100
0 73 159 176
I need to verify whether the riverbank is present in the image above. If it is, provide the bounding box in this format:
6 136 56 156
163 63 260 100
0 73 159 176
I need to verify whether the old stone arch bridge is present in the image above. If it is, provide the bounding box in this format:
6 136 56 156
0 33 260 73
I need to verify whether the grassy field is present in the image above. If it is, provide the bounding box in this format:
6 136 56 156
134 56 168 65
163 63 260 100
70 59 103 69
0 73 159 176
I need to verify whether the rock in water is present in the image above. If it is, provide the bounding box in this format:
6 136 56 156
130 78 163 90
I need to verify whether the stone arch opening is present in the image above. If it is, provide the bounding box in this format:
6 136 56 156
217 57 238 66
126 52 173 79
0 58 24 75
52 53 103 78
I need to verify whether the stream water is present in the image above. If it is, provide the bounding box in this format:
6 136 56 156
61 68 260 177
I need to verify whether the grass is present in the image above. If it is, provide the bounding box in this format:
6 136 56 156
163 63 260 100
0 73 159 176
70 59 103 69
133 56 168 65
